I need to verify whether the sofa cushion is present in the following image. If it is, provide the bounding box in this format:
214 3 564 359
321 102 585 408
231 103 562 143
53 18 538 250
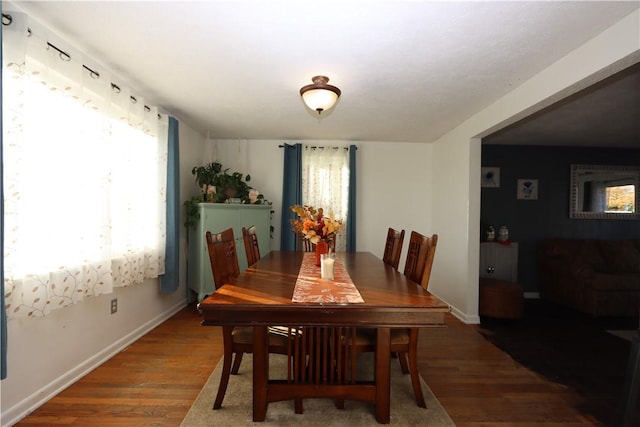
541 239 606 271
586 273 640 292
597 239 640 274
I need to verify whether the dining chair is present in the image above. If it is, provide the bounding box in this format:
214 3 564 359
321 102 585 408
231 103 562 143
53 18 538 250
382 227 405 270
297 233 315 252
205 228 302 411
403 231 438 290
345 231 439 409
297 233 337 254
241 225 261 266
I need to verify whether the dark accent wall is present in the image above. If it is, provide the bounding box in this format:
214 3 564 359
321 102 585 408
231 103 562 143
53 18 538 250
481 145 640 294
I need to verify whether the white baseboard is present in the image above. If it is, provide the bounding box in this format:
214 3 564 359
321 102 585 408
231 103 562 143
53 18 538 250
2 299 187 427
450 305 481 325
447 292 540 326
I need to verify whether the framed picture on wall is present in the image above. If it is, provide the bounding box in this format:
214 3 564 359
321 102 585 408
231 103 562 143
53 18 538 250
517 179 538 200
481 167 500 188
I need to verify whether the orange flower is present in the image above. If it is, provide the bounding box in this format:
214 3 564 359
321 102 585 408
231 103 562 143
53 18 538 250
290 204 343 244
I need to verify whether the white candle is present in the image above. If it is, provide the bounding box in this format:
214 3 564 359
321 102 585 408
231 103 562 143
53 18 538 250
321 256 335 280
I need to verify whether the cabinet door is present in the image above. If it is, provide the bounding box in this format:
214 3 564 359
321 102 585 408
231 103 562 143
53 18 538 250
187 212 212 301
479 242 518 282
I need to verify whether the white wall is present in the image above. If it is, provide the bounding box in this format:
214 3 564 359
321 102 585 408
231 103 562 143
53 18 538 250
1 120 206 427
356 141 433 266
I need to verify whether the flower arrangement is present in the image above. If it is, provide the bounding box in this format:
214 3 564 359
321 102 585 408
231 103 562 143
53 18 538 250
290 205 343 244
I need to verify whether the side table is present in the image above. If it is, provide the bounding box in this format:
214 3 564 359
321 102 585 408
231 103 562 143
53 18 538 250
479 277 524 319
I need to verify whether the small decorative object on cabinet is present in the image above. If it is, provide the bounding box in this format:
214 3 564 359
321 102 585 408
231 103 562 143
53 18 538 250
485 225 496 242
479 241 518 282
497 225 509 242
188 203 272 301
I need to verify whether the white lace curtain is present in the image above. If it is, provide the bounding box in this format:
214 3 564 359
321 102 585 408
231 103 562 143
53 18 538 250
301 145 350 251
2 12 168 318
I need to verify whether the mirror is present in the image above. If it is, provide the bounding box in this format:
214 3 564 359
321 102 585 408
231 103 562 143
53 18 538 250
570 164 640 219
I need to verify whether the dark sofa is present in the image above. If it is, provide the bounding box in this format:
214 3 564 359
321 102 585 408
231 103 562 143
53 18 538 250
537 238 640 317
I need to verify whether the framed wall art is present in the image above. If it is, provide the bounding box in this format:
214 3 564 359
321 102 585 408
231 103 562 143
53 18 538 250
517 179 538 200
481 167 500 188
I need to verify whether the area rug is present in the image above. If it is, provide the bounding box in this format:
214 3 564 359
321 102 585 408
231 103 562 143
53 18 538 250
607 329 637 342
479 299 638 426
181 353 455 426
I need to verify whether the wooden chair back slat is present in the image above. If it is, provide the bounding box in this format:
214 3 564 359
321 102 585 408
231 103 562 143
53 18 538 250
242 225 261 266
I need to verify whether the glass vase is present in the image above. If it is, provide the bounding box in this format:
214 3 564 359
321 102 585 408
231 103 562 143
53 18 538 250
315 240 329 266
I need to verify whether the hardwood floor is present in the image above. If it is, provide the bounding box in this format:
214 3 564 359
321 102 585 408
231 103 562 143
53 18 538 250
16 304 611 426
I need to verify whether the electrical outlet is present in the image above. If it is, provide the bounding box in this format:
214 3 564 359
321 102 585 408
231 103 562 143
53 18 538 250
110 298 118 314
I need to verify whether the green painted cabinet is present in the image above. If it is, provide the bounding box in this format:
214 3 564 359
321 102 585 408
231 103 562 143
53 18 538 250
188 203 271 301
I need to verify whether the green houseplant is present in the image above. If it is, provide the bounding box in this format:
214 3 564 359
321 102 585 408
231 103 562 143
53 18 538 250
216 170 252 201
191 161 223 199
184 161 271 228
191 161 265 203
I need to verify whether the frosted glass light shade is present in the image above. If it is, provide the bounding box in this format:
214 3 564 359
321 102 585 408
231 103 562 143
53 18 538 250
300 76 341 114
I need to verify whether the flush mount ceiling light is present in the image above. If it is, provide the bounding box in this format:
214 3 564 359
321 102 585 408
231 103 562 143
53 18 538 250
299 75 341 114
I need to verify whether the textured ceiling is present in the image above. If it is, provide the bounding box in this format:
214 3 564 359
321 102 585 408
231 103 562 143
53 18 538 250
483 62 640 147
8 1 640 146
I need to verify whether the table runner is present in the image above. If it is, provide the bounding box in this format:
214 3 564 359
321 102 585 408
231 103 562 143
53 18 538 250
292 253 365 304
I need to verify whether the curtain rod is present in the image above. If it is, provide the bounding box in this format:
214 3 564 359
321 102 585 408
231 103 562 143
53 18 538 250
278 144 357 150
3 12 160 119
46 41 152 112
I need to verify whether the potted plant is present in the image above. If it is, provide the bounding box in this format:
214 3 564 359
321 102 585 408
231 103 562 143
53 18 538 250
191 162 265 203
185 161 271 228
191 162 223 202
216 169 252 201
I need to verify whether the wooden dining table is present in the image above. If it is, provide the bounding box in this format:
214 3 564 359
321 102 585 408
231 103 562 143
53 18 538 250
198 250 450 424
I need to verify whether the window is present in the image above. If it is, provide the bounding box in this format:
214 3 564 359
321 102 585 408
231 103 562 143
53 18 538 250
301 146 350 251
3 17 167 318
605 185 635 213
